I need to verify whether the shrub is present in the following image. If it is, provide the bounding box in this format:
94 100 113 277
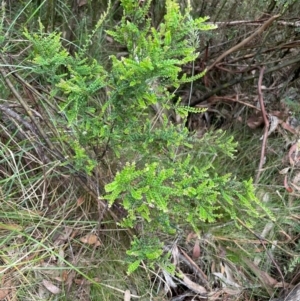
21 0 274 274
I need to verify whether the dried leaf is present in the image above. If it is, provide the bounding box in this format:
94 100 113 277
42 279 61 295
247 115 264 129
178 269 207 294
279 167 290 175
213 272 241 288
192 239 201 260
0 288 10 300
284 175 293 193
162 269 177 291
267 115 279 136
77 196 85 207
80 234 101 246
124 289 131 301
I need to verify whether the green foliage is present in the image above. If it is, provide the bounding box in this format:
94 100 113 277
104 152 273 231
56 56 107 123
126 236 164 274
23 20 70 83
106 0 214 96
79 0 111 56
21 0 274 274
174 101 207 119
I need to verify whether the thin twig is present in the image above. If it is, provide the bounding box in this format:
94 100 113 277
0 56 55 151
207 15 280 71
255 66 268 184
190 55 300 107
0 104 37 133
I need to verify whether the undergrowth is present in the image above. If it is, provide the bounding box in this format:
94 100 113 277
0 0 299 300
19 0 275 272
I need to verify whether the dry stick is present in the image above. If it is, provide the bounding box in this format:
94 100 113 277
177 247 210 288
228 40 300 64
190 55 300 107
207 14 280 72
208 20 265 26
255 66 269 184
208 19 300 28
208 95 260 111
0 104 37 133
0 65 55 151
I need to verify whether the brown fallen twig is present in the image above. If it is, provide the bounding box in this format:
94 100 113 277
208 19 300 28
207 14 280 71
190 55 300 107
255 66 268 184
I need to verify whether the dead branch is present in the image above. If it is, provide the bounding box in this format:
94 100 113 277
226 40 300 64
277 20 300 27
255 66 268 184
0 59 55 151
208 21 264 26
0 104 37 133
190 55 300 107
208 19 300 28
207 14 281 71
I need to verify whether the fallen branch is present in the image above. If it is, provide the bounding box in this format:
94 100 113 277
0 56 55 151
207 14 281 71
190 55 300 107
208 19 300 28
255 66 268 184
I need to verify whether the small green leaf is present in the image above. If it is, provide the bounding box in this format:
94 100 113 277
131 189 143 200
105 181 118 193
127 260 141 274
